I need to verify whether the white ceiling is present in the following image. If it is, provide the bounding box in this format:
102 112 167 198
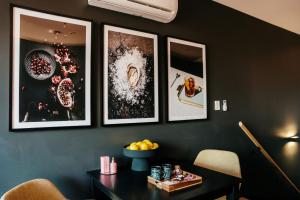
213 0 300 35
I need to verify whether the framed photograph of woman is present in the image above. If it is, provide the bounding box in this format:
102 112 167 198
103 25 159 125
167 37 207 121
11 6 92 130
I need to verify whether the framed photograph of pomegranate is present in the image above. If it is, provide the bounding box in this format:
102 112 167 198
10 6 92 130
103 25 159 125
167 37 207 121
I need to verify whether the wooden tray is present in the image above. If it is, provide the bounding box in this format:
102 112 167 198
148 170 202 192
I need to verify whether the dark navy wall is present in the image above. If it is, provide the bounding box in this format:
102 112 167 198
0 0 299 199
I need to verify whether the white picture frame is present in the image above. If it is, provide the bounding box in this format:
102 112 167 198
103 25 159 125
167 37 207 121
11 7 92 130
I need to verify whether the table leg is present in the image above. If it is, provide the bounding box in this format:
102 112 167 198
88 178 95 199
227 184 239 200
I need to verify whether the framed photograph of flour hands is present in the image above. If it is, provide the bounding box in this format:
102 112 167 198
103 25 159 125
11 6 92 130
167 37 207 121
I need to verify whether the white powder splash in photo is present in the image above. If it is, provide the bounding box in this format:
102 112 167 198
109 47 147 105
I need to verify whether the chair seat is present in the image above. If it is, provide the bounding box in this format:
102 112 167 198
1 179 66 200
194 149 244 200
215 195 226 200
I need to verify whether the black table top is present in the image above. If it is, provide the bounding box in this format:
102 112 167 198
87 162 241 200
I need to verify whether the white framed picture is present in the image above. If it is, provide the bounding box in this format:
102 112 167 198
167 37 207 121
103 25 159 125
11 6 92 130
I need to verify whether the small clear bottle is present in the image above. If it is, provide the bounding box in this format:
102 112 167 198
110 157 117 174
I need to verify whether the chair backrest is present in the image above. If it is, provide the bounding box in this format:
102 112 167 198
194 149 242 178
1 179 66 200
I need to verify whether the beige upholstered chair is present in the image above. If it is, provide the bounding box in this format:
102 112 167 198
194 149 242 178
1 179 67 200
194 149 243 200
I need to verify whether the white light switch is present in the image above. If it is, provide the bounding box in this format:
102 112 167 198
222 100 227 111
214 100 220 111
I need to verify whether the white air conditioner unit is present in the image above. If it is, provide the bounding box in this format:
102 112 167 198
88 0 178 23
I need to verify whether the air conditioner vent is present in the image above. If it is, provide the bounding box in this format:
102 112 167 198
127 0 173 12
88 0 178 23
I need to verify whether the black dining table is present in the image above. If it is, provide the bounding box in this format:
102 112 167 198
87 162 241 200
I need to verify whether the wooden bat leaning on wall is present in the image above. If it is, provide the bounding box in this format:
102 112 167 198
238 121 300 194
